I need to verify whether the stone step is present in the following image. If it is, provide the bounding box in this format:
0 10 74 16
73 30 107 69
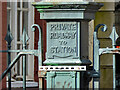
6 81 38 88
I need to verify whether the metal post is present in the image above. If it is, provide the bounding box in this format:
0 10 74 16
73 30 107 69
109 25 119 89
5 25 13 90
21 27 29 90
7 43 11 90
31 24 42 88
22 28 26 90
93 24 107 89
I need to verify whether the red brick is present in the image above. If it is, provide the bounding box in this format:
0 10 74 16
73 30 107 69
0 2 7 89
34 9 46 85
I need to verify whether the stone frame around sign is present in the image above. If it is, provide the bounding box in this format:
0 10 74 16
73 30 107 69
44 21 81 65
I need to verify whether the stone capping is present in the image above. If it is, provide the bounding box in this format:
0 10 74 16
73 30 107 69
32 2 103 20
32 2 103 10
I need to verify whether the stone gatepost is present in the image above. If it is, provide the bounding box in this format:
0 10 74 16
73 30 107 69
32 1 103 89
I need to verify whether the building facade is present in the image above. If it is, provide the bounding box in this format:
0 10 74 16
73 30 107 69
0 0 120 89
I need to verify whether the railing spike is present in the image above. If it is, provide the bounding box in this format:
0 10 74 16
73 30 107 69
109 25 119 46
109 25 119 88
20 27 29 43
5 25 14 44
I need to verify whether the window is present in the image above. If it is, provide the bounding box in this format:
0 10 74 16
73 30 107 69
7 1 34 81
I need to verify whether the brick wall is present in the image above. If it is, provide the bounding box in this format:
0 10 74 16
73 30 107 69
34 9 46 83
0 1 7 89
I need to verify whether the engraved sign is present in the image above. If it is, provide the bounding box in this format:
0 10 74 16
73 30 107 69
46 22 80 59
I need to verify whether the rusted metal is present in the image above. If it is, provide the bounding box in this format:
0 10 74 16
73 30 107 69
38 71 47 78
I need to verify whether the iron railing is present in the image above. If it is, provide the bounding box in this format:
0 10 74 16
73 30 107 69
1 24 120 89
0 24 42 90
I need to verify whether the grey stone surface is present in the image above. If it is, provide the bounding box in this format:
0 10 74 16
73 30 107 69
6 81 38 88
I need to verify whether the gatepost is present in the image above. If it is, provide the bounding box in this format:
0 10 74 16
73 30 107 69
32 1 103 89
